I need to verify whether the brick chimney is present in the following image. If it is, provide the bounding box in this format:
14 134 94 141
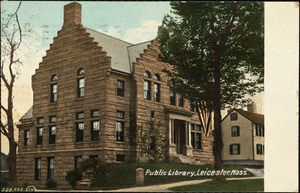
247 102 257 113
63 2 82 27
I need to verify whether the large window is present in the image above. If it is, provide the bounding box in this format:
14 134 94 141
170 89 176 105
47 157 54 180
37 127 43 145
256 144 264 155
230 144 240 155
24 130 29 146
116 111 125 142
117 80 125 97
77 68 85 97
144 71 151 100
34 158 41 180
50 75 58 102
49 116 56 144
191 124 202 150
76 112 84 142
231 126 240 137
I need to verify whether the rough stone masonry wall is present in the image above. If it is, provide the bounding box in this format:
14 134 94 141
17 23 112 189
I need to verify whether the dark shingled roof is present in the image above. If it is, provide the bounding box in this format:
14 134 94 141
234 109 264 125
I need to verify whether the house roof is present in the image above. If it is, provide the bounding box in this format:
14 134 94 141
20 106 33 120
234 109 264 125
85 27 152 74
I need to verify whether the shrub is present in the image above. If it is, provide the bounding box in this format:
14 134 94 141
65 169 83 189
46 179 57 189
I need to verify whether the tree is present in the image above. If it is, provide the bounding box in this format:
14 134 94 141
158 2 264 181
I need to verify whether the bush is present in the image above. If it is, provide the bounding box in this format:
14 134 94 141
65 169 83 189
46 179 57 189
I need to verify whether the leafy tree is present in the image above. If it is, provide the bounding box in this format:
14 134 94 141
158 1 264 181
65 169 83 189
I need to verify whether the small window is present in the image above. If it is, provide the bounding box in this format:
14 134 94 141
231 126 240 137
150 136 156 150
117 80 125 97
91 120 100 141
179 93 184 107
144 71 151 78
76 122 84 142
50 116 57 123
77 68 85 75
116 121 124 141
230 113 238 121
89 155 98 160
76 112 84 119
34 158 41 180
170 89 176 105
37 118 44 125
49 126 56 144
190 100 196 112
91 110 100 118
116 111 125 119
51 74 58 81
154 74 160 81
154 83 160 102
74 156 82 169
144 80 151 100
230 144 240 155
256 144 263 155
77 68 85 97
50 84 58 102
151 111 155 118
24 130 29 146
116 154 125 162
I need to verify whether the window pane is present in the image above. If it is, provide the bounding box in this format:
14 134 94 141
230 113 238 120
37 118 44 124
38 127 43 136
77 123 84 130
50 116 56 123
51 126 56 135
116 111 124 119
92 110 100 117
92 121 100 131
77 112 84 119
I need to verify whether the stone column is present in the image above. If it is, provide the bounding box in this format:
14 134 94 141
185 121 193 157
136 168 144 186
169 119 176 155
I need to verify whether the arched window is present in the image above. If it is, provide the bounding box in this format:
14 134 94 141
154 74 160 81
77 68 85 97
50 74 58 102
144 71 151 100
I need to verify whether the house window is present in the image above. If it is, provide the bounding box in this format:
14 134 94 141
47 157 54 180
170 89 176 105
89 155 98 160
117 80 125 97
144 71 151 100
256 144 263 155
230 113 238 121
150 136 156 150
231 126 240 137
77 68 85 97
116 121 124 142
190 100 196 112
190 124 202 150
179 93 184 107
91 120 100 141
74 156 82 169
37 117 44 124
116 154 125 162
76 112 84 142
116 111 125 119
255 124 264 137
50 75 58 102
230 144 240 155
151 111 155 118
91 110 100 118
34 158 41 180
154 83 160 102
24 130 29 146
49 116 56 144
37 127 43 145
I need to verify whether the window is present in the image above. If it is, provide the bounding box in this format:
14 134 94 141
170 89 176 105
150 136 156 150
255 124 264 137
34 158 41 180
231 126 240 137
77 68 85 97
117 80 125 97
190 124 202 150
256 144 263 155
91 121 100 141
37 127 43 145
89 155 98 160
230 113 238 121
91 110 100 118
116 111 125 141
74 156 82 169
190 100 196 112
49 116 56 144
50 75 58 102
76 112 84 142
37 118 44 124
144 71 151 100
24 130 29 146
179 93 184 107
151 111 155 118
47 157 54 180
116 154 125 162
154 83 160 102
230 144 240 155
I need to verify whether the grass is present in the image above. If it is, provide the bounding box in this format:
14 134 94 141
169 178 264 192
91 162 254 190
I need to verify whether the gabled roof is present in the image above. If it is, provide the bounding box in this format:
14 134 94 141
20 106 33 120
234 109 264 125
85 27 152 74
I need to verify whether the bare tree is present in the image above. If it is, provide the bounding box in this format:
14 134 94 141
1 2 23 186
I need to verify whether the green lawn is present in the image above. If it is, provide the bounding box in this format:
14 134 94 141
169 178 264 192
91 163 254 190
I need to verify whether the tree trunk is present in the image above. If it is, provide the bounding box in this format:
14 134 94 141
212 49 225 182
